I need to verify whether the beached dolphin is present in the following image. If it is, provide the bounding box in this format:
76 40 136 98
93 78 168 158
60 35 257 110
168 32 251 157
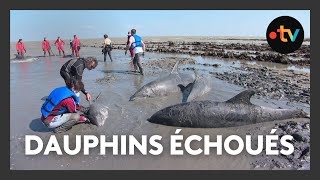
63 55 73 58
11 56 39 63
81 92 108 127
182 75 212 102
13 54 37 60
129 61 195 101
148 90 308 128
15 54 25 59
86 103 109 126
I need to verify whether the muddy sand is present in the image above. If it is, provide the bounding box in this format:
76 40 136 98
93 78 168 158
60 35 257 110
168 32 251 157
10 37 310 170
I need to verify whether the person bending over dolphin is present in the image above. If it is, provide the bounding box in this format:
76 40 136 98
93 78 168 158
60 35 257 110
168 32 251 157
40 79 90 133
60 57 98 102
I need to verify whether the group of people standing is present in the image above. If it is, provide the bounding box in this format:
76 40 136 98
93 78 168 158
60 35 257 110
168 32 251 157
38 28 145 133
15 35 82 58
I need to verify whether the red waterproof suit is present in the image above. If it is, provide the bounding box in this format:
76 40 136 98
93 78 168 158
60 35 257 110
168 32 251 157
42 40 51 52
54 39 65 51
127 36 134 57
73 37 80 57
16 42 26 55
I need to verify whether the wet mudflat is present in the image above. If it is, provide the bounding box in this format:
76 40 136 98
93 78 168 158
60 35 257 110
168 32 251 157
10 41 310 170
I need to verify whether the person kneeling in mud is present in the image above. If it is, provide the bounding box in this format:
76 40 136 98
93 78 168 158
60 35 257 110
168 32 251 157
40 79 90 133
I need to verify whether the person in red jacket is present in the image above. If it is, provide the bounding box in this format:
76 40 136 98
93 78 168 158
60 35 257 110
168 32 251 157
41 79 90 133
73 35 81 57
15 39 26 58
42 37 51 56
54 36 65 56
124 31 137 71
125 31 134 59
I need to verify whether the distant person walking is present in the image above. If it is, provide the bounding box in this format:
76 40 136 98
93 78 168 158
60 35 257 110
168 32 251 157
69 40 74 56
42 37 51 56
73 35 81 57
15 39 26 58
126 29 146 75
125 31 135 65
102 34 113 62
54 36 66 56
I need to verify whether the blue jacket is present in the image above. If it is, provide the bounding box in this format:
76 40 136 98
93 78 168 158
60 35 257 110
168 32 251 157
41 86 80 118
130 34 143 49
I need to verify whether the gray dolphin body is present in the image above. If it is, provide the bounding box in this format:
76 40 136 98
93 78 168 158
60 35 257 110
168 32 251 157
129 62 195 101
14 54 35 60
148 90 307 128
86 103 109 126
182 76 212 102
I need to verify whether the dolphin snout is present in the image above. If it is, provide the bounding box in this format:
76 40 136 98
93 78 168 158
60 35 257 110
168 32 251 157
147 116 157 123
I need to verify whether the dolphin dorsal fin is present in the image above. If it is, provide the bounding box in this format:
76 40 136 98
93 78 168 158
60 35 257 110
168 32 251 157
226 90 256 105
171 61 179 74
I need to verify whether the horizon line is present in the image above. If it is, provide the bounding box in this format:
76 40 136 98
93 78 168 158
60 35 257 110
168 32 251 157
10 35 311 43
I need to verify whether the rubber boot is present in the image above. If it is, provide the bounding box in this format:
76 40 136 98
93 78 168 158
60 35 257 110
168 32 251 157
53 119 78 133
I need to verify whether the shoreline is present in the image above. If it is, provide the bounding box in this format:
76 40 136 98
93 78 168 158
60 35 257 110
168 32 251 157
80 37 310 66
11 36 311 66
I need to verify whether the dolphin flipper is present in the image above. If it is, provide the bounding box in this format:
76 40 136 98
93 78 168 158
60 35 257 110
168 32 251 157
171 61 180 74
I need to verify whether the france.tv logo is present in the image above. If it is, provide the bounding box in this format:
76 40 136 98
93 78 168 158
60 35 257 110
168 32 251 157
267 16 304 54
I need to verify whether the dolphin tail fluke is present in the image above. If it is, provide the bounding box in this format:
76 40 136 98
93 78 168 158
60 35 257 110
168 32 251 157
178 83 193 92
226 89 256 105
171 61 180 74
179 83 194 103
